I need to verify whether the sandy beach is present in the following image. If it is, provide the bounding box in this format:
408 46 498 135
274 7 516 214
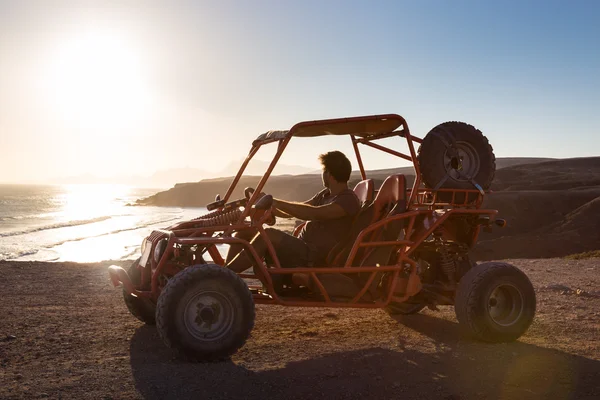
1 257 598 400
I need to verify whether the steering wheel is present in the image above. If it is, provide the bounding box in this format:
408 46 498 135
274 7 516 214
244 187 256 200
245 188 276 226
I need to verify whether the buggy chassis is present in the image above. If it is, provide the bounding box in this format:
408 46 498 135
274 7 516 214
109 114 504 309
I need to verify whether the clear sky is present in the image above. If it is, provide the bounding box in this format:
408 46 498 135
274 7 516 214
0 0 598 184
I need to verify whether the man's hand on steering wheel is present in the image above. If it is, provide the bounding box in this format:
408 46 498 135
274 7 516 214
245 188 276 226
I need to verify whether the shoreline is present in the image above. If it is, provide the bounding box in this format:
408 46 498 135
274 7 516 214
0 219 298 264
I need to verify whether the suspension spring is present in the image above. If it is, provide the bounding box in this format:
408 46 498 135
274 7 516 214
195 209 243 227
192 209 223 221
438 244 456 283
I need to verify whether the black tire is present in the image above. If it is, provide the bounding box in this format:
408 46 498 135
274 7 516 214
456 255 476 281
155 264 255 361
123 258 156 325
385 302 426 315
418 121 495 203
455 262 536 342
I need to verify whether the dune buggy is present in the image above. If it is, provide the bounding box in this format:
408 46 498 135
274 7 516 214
109 114 536 361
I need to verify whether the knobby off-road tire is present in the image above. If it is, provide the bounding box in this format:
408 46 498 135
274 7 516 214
455 262 536 342
123 258 156 325
418 121 495 203
156 264 255 361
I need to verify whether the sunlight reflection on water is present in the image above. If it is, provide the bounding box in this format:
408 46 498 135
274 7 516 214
0 184 211 263
0 184 294 263
60 184 133 220
48 185 228 263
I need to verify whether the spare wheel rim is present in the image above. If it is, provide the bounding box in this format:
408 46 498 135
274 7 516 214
444 141 480 182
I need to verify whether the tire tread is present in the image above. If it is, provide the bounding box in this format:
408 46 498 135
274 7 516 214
155 264 255 361
455 262 536 342
418 121 496 191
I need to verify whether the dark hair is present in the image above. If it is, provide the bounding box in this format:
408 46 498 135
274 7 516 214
319 151 352 182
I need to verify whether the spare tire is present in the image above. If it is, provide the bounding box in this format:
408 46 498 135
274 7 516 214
418 122 495 202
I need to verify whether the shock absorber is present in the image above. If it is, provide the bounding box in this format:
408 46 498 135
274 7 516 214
195 209 243 227
434 232 456 283
438 245 456 283
192 209 222 221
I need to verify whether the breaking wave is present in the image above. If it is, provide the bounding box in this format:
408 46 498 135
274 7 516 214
0 216 112 238
44 216 182 248
1 249 39 260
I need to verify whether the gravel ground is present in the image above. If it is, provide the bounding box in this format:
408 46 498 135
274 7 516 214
0 258 599 400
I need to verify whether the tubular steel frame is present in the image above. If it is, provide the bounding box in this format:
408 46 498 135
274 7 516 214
109 114 496 308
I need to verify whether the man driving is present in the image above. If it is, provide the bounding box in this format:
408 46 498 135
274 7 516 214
226 151 360 275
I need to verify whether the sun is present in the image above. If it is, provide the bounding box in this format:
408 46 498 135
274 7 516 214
42 30 150 132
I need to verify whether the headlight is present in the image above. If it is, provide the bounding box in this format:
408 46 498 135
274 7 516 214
154 238 168 263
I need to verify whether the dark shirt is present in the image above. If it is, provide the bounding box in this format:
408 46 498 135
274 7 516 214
298 188 360 264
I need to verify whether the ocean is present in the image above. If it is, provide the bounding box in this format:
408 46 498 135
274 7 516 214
0 184 207 263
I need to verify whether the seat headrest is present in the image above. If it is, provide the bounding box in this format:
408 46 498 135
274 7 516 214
353 179 374 205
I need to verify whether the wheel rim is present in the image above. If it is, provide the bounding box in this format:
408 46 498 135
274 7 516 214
444 141 480 182
487 284 524 327
182 291 235 341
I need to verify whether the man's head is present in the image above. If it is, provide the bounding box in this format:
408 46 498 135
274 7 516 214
319 151 352 188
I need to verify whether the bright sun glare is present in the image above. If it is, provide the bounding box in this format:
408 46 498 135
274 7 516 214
60 184 130 220
43 30 150 131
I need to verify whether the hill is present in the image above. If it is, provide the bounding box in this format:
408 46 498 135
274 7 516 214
136 157 554 207
475 157 600 259
135 157 600 259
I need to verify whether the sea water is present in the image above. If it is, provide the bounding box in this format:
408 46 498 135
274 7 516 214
0 184 209 263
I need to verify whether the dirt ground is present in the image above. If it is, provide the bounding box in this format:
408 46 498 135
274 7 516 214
1 258 599 400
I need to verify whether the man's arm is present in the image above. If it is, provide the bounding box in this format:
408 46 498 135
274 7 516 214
273 194 322 218
245 188 315 219
273 199 347 221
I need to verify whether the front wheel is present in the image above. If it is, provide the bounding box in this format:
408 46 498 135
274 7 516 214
454 262 536 342
156 264 255 361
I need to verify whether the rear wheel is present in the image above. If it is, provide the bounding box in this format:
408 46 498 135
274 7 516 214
455 262 536 342
123 258 156 325
156 264 255 361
